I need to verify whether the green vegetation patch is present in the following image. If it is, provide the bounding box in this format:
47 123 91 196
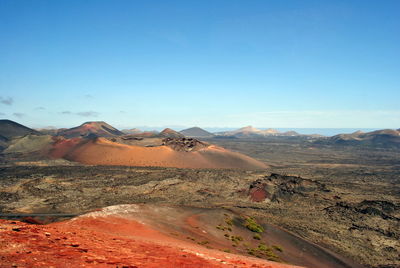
272 245 284 252
253 233 261 240
225 217 234 226
243 217 264 233
246 243 282 262
216 224 232 232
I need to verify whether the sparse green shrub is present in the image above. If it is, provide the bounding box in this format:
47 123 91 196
272 245 283 252
231 235 243 242
257 243 269 251
244 217 264 233
253 233 261 240
225 218 233 226
247 248 256 256
216 224 231 231
246 243 281 262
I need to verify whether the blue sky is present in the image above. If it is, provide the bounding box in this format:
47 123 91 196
0 0 399 129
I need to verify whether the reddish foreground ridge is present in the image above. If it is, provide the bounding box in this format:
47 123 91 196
0 216 299 268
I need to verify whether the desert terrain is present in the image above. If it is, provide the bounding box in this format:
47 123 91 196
0 121 399 267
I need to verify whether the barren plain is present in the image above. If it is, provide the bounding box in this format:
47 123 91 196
1 136 399 267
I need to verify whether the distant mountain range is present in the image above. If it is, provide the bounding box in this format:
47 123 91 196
214 125 302 138
1 119 399 148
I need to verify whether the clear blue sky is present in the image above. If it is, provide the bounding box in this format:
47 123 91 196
0 0 399 129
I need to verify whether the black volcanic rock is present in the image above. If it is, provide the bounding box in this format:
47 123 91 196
248 173 329 202
162 137 209 152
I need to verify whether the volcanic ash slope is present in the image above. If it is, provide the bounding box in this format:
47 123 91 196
50 137 268 169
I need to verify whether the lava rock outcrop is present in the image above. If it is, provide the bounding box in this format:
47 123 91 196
248 173 329 202
162 137 209 152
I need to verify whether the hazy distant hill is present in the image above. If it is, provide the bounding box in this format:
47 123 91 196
58 121 124 138
324 129 400 147
215 126 290 138
0 119 40 140
159 128 185 138
180 127 213 138
282 131 300 136
35 127 60 136
121 128 142 135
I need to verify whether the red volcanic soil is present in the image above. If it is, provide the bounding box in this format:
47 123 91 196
48 137 268 169
249 188 268 202
0 216 297 268
49 137 83 158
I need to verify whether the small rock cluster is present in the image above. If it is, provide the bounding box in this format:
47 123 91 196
162 138 209 152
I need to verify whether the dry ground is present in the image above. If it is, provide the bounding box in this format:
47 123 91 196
0 137 399 267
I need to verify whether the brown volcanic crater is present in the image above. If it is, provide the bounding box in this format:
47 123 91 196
48 137 267 169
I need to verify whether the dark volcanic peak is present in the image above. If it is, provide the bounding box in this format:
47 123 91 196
180 127 213 137
58 121 124 138
0 119 40 140
159 128 185 138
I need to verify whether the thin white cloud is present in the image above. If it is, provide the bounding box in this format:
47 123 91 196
59 110 99 117
76 111 99 117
